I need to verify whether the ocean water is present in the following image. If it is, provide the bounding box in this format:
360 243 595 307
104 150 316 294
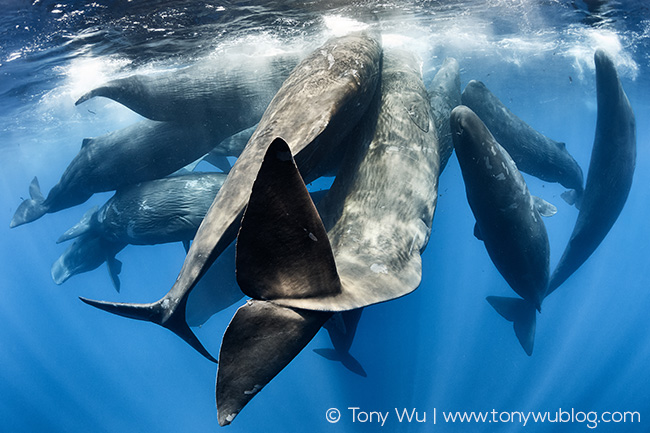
1 1 649 432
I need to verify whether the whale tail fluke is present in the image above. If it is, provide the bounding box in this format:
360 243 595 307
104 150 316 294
75 78 152 119
75 90 96 106
216 137 340 424
486 296 537 356
75 78 137 109
79 296 216 363
75 85 116 106
316 309 366 376
217 300 330 426
57 206 99 243
10 177 47 228
313 348 368 377
235 137 341 302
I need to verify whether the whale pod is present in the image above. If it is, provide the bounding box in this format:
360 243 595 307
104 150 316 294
78 30 383 361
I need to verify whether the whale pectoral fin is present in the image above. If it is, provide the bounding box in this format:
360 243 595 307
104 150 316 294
10 177 47 228
560 189 582 210
182 240 191 253
313 348 340 361
486 296 536 356
236 137 341 301
217 300 330 426
106 257 122 293
313 348 368 377
532 196 557 217
473 222 484 241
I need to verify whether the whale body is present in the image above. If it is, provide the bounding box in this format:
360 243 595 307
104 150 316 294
547 49 636 295
216 48 442 425
11 120 228 228
451 105 553 356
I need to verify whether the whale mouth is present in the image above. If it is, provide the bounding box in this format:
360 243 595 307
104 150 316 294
454 121 465 137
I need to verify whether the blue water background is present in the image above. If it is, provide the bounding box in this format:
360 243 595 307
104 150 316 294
1 1 649 432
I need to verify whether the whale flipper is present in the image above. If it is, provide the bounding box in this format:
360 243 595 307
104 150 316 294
313 348 368 377
79 295 216 363
560 189 582 209
10 177 47 228
106 257 123 293
487 296 537 356
532 196 557 217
